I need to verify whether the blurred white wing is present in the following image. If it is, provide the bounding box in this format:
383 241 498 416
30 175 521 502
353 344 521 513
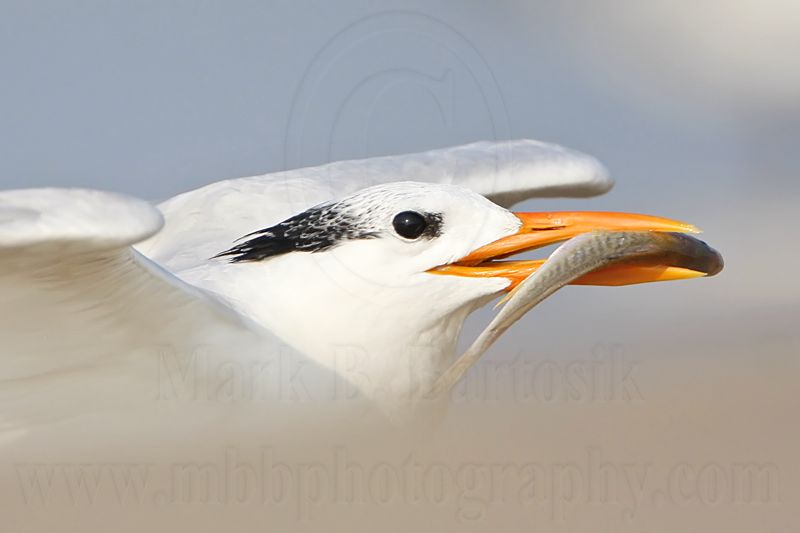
0 189 257 430
140 139 611 271
406 139 612 206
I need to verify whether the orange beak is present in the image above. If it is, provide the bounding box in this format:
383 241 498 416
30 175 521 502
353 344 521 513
430 211 708 290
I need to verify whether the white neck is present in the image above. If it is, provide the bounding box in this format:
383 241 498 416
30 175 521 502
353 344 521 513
185 253 502 413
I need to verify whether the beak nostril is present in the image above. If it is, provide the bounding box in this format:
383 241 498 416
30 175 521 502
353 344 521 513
528 225 566 232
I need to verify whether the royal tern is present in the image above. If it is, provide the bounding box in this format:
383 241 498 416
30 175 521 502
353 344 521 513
0 139 720 436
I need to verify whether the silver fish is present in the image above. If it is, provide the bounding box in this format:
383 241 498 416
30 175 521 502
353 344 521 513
431 231 723 396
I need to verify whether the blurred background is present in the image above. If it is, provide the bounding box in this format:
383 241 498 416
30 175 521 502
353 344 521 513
1 1 798 531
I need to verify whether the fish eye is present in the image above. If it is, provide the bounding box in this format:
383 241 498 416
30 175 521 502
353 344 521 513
392 211 428 239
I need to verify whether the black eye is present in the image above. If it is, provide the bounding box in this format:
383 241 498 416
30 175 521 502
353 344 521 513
392 211 428 239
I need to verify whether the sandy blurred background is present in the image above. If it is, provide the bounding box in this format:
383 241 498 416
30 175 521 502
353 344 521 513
1 1 798 531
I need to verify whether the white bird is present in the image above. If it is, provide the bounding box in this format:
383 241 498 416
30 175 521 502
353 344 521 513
0 139 712 443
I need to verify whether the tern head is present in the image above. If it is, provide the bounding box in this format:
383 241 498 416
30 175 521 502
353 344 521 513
214 182 703 404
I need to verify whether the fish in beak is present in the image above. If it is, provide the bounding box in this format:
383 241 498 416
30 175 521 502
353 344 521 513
430 211 718 289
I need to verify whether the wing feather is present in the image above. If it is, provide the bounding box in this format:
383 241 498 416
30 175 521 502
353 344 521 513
0 189 252 430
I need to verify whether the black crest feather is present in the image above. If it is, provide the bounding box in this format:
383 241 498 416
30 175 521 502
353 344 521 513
214 205 379 262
